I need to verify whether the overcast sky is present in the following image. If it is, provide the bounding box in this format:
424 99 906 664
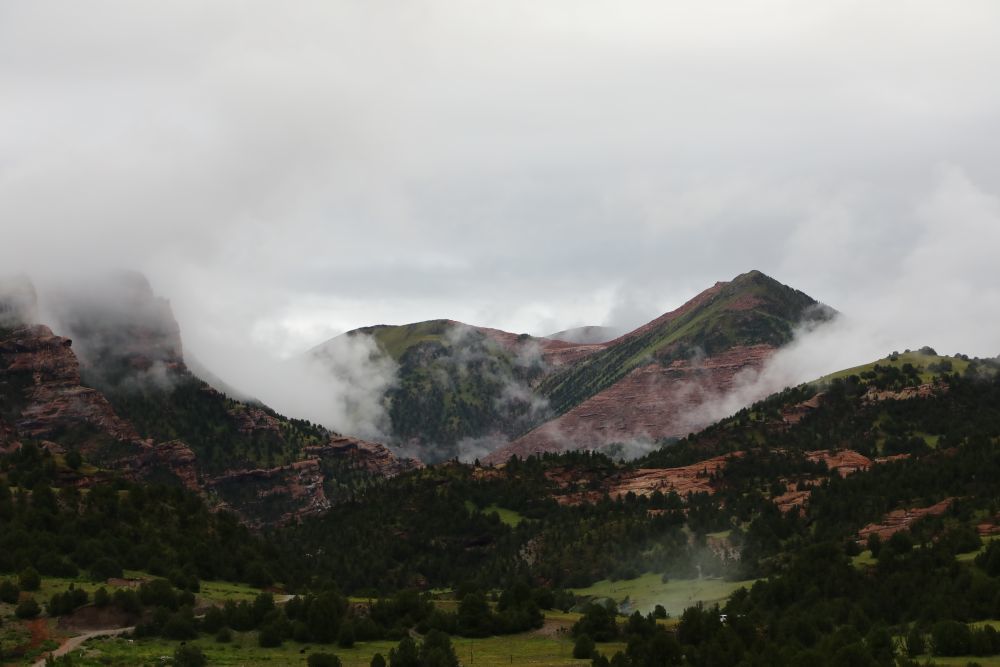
3 1 1000 382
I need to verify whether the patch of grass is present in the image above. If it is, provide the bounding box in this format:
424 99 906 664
816 351 970 385
0 572 267 609
852 550 879 568
463 501 526 527
0 621 32 661
910 655 1000 666
63 627 624 666
364 320 455 360
197 579 268 604
571 573 754 617
956 535 1000 563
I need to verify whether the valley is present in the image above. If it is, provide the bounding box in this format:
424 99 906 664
2 272 1000 666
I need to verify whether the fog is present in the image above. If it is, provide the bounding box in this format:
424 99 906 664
2 2 999 437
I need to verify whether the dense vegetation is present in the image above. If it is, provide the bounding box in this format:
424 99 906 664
0 443 279 585
89 371 330 474
4 339 1000 664
385 328 548 461
321 321 551 461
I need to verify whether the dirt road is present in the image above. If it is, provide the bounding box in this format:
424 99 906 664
32 626 134 667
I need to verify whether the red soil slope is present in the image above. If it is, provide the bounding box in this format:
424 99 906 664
488 344 775 463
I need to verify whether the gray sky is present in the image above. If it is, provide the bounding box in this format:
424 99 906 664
3 0 1000 388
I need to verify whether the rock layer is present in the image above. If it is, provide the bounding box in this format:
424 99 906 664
488 344 776 462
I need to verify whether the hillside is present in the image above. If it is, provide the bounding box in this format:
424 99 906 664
310 271 833 464
5 316 1000 665
486 271 833 462
0 274 421 526
311 320 602 461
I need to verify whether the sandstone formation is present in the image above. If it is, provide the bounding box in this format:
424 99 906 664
857 498 955 542
208 458 331 527
228 405 283 436
547 453 739 506
304 435 424 478
488 344 776 463
0 325 140 446
863 382 944 403
780 393 825 426
132 440 201 491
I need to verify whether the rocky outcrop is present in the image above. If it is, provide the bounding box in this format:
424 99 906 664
857 498 954 542
488 344 776 463
131 440 200 491
228 406 282 436
547 453 739 506
208 458 331 527
305 435 424 478
780 393 825 426
863 382 944 403
806 449 872 477
0 325 140 447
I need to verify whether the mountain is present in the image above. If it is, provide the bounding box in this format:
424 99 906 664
486 270 833 462
6 277 1000 667
280 348 1000 617
310 271 833 464
0 274 421 526
546 325 622 344
310 319 604 461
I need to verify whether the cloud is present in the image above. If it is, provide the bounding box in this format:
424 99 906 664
0 0 998 427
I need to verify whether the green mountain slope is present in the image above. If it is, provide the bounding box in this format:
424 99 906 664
315 320 549 461
538 270 833 416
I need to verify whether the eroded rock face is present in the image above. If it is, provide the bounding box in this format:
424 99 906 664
0 276 422 528
858 498 954 542
0 325 140 447
488 344 776 463
863 382 944 403
132 440 201 491
546 453 740 506
305 435 424 478
228 406 282 436
208 458 332 527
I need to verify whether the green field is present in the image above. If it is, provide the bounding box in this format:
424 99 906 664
571 573 754 617
58 616 627 667
0 571 267 607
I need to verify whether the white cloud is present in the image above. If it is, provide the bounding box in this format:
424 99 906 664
1 0 998 420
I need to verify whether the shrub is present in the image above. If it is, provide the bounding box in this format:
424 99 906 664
932 620 972 656
173 645 207 667
16 597 41 619
258 621 284 648
89 557 123 582
93 587 110 607
308 654 343 667
337 620 355 648
573 633 596 659
0 579 19 604
162 611 198 640
18 567 40 591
